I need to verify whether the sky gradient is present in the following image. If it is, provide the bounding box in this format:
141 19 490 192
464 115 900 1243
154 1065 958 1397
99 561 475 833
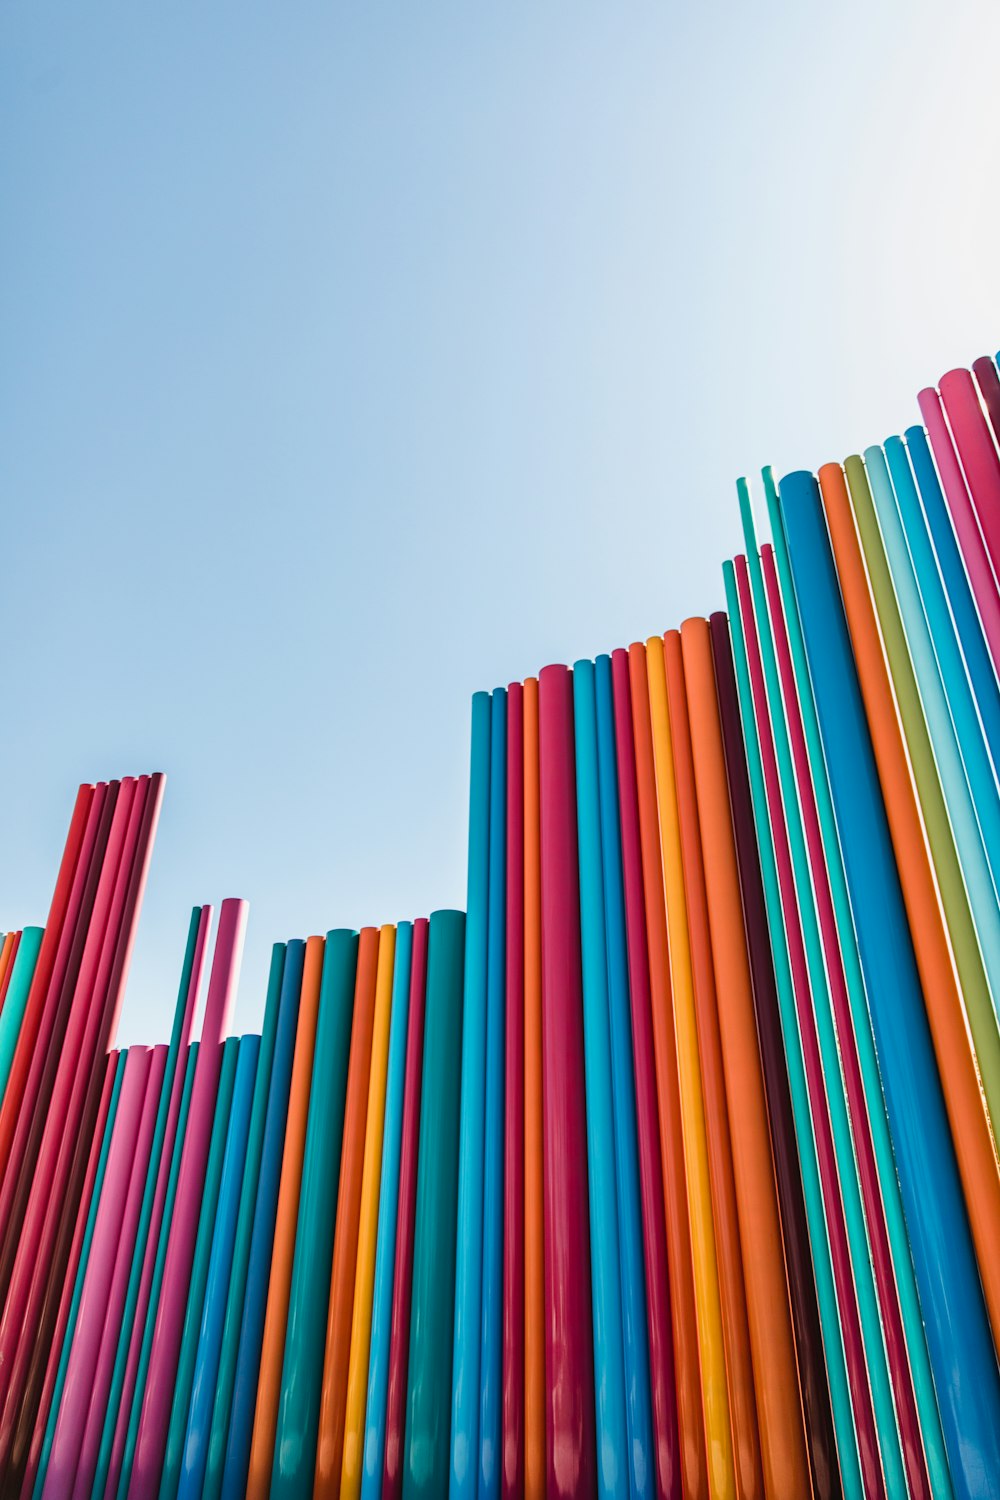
2 0 998 1041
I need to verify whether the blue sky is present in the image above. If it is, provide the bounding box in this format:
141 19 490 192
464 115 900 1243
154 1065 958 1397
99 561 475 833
2 1 998 1042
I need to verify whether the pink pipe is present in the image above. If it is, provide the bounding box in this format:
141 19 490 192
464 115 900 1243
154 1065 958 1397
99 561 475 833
70 1046 168 1500
104 905 212 1499
939 368 1000 588
21 1050 120 1498
918 387 1000 676
126 897 247 1500
42 1047 153 1499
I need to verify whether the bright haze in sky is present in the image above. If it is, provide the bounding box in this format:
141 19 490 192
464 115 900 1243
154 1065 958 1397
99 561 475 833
2 0 998 1041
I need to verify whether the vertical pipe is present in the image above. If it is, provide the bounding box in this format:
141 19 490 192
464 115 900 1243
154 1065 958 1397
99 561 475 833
360 921 413 1500
480 689 507 1500
522 679 546 1500
402 908 466 1500
272 925 361 1497
681 614 812 1500
708 613 842 1500
645 638 735 1500
341 925 400 1500
43 1047 153 1497
537 665 595 1500
310 927 380 1494
243 934 325 1497
190 944 286 1500
30 1051 125 1500
572 659 630 1499
128 896 246 1499
179 1026 265 1500
594 655 654 1500
91 906 212 1500
610 651 679 1500
501 683 525 1500
627 644 706 1500
157 1037 242 1500
72 1045 168 1500
450 692 491 1500
381 919 428 1500
663 634 762 1500
114 1042 201 1500
219 942 305 1500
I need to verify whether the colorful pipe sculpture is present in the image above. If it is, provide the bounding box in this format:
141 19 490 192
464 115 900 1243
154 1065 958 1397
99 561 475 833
2 351 1000 1500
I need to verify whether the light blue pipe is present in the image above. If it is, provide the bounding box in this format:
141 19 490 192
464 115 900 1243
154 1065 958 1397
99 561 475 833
573 657 629 1500
449 691 491 1499
479 688 506 1499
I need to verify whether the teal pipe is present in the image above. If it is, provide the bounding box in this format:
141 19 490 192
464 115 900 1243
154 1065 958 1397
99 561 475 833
271 929 359 1495
403 909 466 1500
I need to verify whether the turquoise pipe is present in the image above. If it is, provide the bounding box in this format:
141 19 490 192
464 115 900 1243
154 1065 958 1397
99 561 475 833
450 694 490 1500
572 658 630 1499
403 909 466 1500
479 689 506 1500
271 929 359 1495
0 927 44 1105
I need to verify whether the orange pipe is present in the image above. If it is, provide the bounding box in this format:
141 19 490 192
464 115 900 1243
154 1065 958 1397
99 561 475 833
818 461 1000 1342
523 676 546 1500
664 631 763 1500
628 642 708 1500
680 617 810 1500
314 924 382 1495
245 933 326 1497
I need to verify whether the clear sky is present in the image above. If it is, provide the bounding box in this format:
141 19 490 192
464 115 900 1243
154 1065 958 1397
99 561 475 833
2 0 998 1044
